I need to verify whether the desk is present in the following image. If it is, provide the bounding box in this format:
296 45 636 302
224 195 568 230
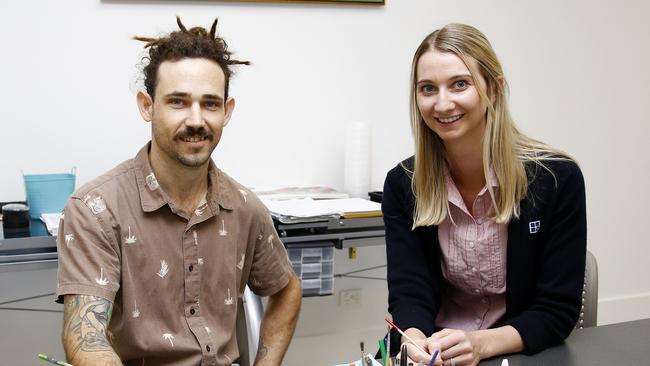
480 318 650 366
3 254 650 365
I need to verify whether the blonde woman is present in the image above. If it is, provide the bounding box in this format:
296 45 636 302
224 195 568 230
382 24 586 366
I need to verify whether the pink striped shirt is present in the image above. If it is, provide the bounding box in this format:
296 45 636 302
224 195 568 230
434 167 508 331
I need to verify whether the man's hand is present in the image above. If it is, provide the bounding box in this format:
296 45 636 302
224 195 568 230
253 274 302 366
63 295 123 366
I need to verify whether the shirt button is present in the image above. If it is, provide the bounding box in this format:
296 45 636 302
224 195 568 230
475 318 481 324
189 265 194 272
471 267 477 272
206 345 211 352
474 288 480 293
469 242 475 248
190 308 195 315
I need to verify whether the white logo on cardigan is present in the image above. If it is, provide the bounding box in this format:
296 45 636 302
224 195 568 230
529 220 541 234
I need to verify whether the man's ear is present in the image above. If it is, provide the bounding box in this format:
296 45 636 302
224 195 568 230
222 97 236 128
137 91 154 122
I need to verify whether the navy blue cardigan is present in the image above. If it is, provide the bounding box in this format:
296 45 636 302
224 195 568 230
382 157 587 355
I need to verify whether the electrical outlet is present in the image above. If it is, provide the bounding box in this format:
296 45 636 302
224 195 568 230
339 288 362 308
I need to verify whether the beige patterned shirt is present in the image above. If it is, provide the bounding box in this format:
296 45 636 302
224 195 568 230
56 143 293 366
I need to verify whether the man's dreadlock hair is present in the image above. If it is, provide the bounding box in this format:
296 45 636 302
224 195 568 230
134 16 250 101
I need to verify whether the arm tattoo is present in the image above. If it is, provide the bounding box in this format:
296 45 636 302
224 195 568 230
63 295 115 360
256 337 269 359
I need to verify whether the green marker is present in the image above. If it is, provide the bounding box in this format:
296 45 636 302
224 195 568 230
38 353 73 366
378 338 388 365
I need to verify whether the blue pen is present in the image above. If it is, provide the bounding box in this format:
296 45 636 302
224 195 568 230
427 350 439 366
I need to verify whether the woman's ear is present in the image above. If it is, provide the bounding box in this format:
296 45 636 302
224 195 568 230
491 76 506 103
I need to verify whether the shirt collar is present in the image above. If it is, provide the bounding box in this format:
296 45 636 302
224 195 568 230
134 142 237 214
443 164 499 208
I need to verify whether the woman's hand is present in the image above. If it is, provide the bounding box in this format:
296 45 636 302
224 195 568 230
396 328 442 365
430 328 485 366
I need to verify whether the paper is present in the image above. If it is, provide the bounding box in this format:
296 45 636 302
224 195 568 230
254 186 349 200
40 213 62 236
260 197 382 224
332 353 383 366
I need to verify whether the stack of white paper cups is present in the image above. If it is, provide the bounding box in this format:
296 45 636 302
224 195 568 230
344 121 371 198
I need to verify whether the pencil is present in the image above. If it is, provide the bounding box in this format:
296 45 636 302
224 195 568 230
384 318 429 356
38 354 73 366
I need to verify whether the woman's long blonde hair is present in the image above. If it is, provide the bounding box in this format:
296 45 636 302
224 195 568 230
409 23 570 228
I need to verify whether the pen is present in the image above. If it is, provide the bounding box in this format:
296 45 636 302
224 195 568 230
427 350 439 366
385 318 429 356
38 354 73 366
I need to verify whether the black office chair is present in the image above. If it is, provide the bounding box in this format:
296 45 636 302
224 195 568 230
576 250 598 329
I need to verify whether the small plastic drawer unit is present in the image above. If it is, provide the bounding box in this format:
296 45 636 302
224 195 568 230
288 245 335 296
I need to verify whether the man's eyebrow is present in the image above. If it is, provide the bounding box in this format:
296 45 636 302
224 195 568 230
163 92 224 101
202 94 224 101
164 92 190 98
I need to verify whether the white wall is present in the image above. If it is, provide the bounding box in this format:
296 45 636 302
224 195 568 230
2 0 649 364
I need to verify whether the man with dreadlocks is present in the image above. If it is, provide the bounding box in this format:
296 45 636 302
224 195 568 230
55 17 301 366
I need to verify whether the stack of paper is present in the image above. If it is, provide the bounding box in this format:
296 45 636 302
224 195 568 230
254 186 349 200
260 198 382 224
40 213 62 236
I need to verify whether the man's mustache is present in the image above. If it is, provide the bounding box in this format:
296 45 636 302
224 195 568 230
176 127 210 139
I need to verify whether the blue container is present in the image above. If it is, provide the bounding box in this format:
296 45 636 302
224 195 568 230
23 168 76 219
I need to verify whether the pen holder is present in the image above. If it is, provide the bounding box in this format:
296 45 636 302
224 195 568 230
23 167 76 219
2 203 31 238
